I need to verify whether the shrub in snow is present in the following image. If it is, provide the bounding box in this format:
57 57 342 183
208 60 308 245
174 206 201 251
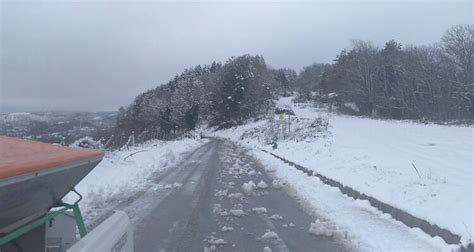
70 136 103 149
274 106 295 116
338 102 360 115
239 123 272 144
289 117 330 142
242 181 257 194
177 130 201 140
257 180 268 189
239 115 330 144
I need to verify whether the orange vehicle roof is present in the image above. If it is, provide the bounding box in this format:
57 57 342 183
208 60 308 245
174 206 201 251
0 136 104 180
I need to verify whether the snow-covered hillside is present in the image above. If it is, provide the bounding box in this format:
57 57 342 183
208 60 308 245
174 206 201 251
0 112 49 124
63 137 209 223
213 97 473 247
0 111 117 144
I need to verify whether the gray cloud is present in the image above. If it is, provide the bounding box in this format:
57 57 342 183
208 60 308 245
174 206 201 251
1 1 471 113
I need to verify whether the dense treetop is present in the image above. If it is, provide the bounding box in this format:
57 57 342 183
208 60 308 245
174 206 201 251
115 24 473 141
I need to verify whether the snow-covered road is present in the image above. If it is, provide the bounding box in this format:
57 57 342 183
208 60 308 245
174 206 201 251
87 138 450 251
108 139 351 251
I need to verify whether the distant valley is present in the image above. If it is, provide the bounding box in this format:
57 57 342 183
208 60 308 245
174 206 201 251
0 111 116 145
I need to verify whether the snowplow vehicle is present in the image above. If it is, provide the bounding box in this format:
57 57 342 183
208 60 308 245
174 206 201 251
0 136 133 252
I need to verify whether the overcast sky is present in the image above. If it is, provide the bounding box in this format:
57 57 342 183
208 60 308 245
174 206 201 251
1 0 472 113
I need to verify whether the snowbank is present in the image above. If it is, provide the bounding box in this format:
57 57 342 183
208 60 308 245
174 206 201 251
212 96 473 247
63 138 208 222
253 150 453 251
309 219 336 237
70 136 102 149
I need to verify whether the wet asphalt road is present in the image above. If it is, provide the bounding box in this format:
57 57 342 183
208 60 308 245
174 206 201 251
127 139 350 252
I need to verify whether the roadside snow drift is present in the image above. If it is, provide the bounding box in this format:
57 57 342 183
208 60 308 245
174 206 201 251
63 137 208 223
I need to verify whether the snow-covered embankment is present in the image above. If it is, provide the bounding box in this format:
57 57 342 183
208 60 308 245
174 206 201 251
63 137 209 223
212 97 473 250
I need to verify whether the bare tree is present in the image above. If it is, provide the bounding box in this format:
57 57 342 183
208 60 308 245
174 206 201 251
442 24 474 84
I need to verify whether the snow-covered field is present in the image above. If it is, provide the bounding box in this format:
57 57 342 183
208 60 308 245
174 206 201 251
212 97 473 249
63 137 208 223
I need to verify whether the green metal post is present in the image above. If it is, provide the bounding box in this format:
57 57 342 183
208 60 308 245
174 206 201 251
0 204 88 246
0 188 88 246
71 203 87 238
0 207 68 246
66 188 87 238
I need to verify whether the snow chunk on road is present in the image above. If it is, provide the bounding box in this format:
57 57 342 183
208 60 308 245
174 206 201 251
261 231 279 240
208 237 227 245
219 211 229 217
203 246 213 252
215 189 228 197
272 179 284 189
213 204 230 217
155 182 182 190
252 207 267 214
242 181 257 194
227 192 244 200
283 222 296 228
212 203 223 214
257 180 268 189
263 165 276 172
309 220 335 237
230 209 246 217
269 214 283 220
221 226 234 232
